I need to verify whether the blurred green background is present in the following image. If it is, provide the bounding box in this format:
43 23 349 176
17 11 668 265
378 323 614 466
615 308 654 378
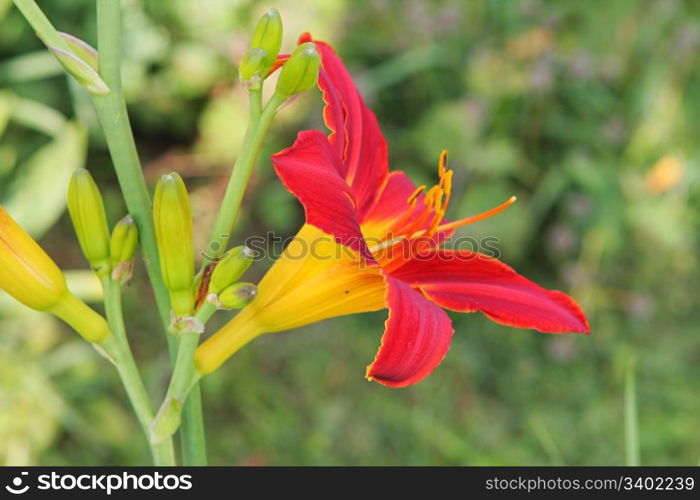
1 0 699 465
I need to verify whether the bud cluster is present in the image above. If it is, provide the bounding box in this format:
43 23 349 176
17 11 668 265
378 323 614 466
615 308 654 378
238 8 320 98
67 169 139 285
205 245 256 310
239 9 283 90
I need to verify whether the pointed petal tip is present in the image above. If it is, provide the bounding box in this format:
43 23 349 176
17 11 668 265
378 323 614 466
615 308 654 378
365 276 454 389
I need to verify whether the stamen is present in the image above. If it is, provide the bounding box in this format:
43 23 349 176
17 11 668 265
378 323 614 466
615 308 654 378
406 185 426 204
438 150 448 177
435 195 517 233
367 235 407 253
382 150 458 246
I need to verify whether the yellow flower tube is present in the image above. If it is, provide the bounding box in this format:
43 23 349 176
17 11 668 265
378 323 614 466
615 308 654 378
0 206 109 343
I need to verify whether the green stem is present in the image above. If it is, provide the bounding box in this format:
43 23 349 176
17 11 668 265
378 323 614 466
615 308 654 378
179 384 206 465
204 90 282 261
177 303 217 465
101 279 175 466
181 89 280 462
179 90 278 463
169 303 216 402
11 0 71 51
151 303 216 452
94 0 207 464
93 0 171 328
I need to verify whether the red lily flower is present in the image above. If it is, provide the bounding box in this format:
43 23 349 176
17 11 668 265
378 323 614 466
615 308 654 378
195 34 589 387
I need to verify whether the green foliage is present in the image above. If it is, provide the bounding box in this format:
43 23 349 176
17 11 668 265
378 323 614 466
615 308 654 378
1 0 699 465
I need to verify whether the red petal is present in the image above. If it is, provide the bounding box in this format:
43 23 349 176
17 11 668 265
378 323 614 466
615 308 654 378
308 36 389 220
366 274 454 388
271 130 374 261
391 250 590 333
363 171 422 225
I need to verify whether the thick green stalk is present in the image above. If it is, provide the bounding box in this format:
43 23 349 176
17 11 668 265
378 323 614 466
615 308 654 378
94 0 206 463
93 0 170 328
151 303 216 453
11 0 70 50
179 384 206 465
169 303 216 404
204 90 282 261
101 279 175 465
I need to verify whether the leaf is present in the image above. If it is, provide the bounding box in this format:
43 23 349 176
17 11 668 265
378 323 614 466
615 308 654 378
4 122 87 237
0 90 13 139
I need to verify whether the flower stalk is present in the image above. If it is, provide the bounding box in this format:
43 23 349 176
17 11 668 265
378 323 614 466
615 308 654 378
93 0 206 463
150 302 217 445
100 277 176 465
203 92 285 262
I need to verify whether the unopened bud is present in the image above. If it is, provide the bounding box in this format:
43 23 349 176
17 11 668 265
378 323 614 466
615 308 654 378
67 169 111 278
58 32 99 70
110 215 139 284
208 246 254 295
209 282 257 310
275 42 320 98
0 207 109 343
251 9 283 70
48 46 109 95
154 173 194 317
239 48 268 90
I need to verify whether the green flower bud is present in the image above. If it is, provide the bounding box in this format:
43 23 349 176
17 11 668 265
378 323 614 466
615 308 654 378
58 32 99 71
48 46 109 95
110 215 139 284
239 48 268 90
251 8 283 70
210 282 257 310
208 246 254 295
153 173 194 317
275 42 320 99
67 169 111 278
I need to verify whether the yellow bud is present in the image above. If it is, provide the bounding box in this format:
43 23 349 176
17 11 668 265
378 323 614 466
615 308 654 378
0 206 67 310
110 215 139 284
153 173 194 317
68 169 111 278
251 8 283 70
208 246 254 295
0 207 109 343
275 42 320 99
210 282 257 310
